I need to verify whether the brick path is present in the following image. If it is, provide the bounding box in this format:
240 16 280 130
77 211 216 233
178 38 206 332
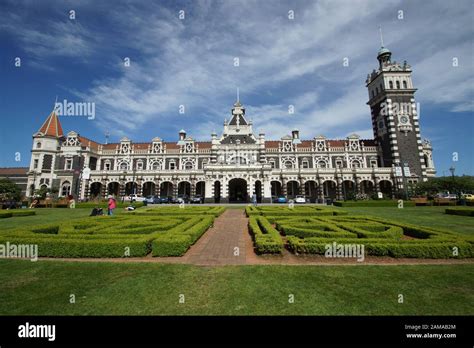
184 209 254 266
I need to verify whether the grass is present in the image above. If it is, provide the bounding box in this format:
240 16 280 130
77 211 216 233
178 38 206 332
334 206 474 236
0 260 472 315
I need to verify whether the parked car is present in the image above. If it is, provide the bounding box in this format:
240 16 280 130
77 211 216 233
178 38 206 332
190 195 204 204
276 195 287 203
158 196 171 204
176 194 189 204
295 195 307 204
145 195 161 204
461 194 474 202
125 194 147 202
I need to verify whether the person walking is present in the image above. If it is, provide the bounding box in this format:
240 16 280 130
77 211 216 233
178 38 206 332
108 195 116 216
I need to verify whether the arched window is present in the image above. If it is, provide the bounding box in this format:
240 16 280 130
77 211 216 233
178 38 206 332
152 162 160 170
396 81 400 89
403 80 407 89
389 81 393 89
285 161 293 169
104 161 111 171
318 161 327 169
185 162 194 170
136 161 144 170
302 160 309 169
61 181 71 197
36 142 42 149
119 162 128 171
352 160 361 168
269 160 276 169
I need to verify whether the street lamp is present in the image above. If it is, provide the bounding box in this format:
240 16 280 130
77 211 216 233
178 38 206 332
449 166 456 198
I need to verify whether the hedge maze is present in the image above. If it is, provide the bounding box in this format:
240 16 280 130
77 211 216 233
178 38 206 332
0 210 36 218
246 207 473 258
0 207 222 258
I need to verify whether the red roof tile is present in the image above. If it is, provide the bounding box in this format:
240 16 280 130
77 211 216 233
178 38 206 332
38 111 63 137
0 167 28 175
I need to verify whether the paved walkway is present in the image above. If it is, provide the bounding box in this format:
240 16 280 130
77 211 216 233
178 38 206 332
184 209 255 265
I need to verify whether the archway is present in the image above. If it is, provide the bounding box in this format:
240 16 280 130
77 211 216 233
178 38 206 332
322 180 336 200
254 180 262 203
360 180 374 196
125 182 137 196
305 180 317 202
228 178 247 203
178 181 191 197
61 181 71 197
89 182 102 199
342 180 355 200
196 181 205 197
379 180 392 197
286 181 299 199
142 182 155 197
271 181 282 197
160 181 173 197
214 181 221 203
107 182 119 196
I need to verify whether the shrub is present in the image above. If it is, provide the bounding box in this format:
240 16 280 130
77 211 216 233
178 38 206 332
445 208 474 217
333 200 415 207
248 217 284 254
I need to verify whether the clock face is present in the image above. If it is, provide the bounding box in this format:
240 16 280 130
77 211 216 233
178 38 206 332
400 116 409 124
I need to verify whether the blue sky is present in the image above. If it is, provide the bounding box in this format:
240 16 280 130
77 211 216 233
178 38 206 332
0 0 473 175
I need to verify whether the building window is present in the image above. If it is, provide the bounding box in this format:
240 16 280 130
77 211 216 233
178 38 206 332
185 162 193 170
284 161 293 169
396 81 400 89
119 162 128 171
61 181 71 197
36 142 42 149
370 160 378 168
352 160 361 168
33 159 39 169
136 161 144 170
403 80 407 89
318 161 327 169
104 161 111 170
336 160 343 168
389 81 393 89
169 162 176 170
269 160 276 169
302 160 309 169
152 162 160 170
65 158 73 170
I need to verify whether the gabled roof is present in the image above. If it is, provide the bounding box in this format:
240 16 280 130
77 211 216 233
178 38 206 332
37 111 63 137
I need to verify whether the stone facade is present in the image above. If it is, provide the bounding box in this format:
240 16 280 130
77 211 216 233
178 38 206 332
26 46 436 202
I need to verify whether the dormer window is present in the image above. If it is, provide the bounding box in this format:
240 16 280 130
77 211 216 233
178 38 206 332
36 142 42 149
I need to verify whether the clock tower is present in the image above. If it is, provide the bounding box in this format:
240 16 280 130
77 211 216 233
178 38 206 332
366 44 429 183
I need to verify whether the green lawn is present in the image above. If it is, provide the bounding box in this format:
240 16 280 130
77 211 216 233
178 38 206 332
0 259 472 315
0 208 126 231
333 206 474 236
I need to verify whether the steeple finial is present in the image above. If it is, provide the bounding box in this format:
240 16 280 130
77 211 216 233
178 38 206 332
237 87 239 103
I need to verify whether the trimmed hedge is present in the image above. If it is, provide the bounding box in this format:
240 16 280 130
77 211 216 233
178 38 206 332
0 210 36 218
245 206 347 217
248 216 284 254
445 208 474 217
333 200 415 207
0 213 216 258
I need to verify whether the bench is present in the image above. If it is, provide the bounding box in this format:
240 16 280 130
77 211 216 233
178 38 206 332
434 198 456 206
411 197 430 206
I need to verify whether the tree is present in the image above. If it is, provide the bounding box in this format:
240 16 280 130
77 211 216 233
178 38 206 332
413 176 474 198
0 178 21 201
34 186 58 199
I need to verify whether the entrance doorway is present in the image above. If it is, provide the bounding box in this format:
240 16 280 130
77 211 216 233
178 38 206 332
228 178 248 203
